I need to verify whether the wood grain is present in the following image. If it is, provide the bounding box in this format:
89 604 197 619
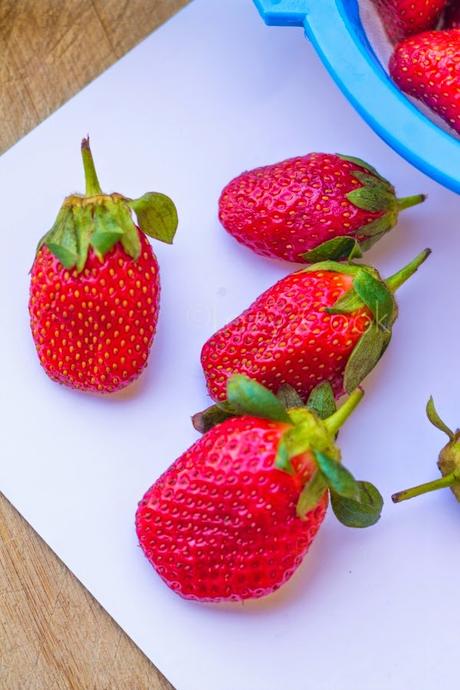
0 496 174 690
0 0 188 154
0 1 188 688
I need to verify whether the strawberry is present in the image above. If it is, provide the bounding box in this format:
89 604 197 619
136 375 383 602
199 250 430 406
371 0 446 43
393 398 460 504
444 0 460 28
389 30 460 135
29 138 178 394
219 153 425 263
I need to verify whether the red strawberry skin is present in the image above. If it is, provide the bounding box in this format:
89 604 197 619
390 30 460 135
136 416 327 602
29 230 160 393
218 154 389 263
201 270 370 403
445 1 460 28
372 0 446 42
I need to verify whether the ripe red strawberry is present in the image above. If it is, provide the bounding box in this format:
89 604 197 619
390 30 460 135
29 138 178 394
200 250 430 404
136 375 383 602
444 0 460 28
371 0 446 43
218 153 425 263
393 397 460 504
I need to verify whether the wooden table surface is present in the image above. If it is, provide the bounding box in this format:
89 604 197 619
0 2 188 688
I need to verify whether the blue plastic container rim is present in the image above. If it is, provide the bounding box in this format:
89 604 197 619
254 0 460 194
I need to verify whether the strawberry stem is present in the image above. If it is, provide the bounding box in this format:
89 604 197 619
385 248 431 293
324 388 364 436
81 136 102 196
396 194 426 211
392 472 457 503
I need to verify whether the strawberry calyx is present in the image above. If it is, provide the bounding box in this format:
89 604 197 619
302 155 426 263
392 398 460 504
301 236 364 263
195 374 383 528
38 137 178 272
303 248 431 393
193 379 338 435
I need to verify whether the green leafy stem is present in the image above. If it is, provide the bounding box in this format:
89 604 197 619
302 155 426 263
196 374 384 529
39 137 178 272
303 249 431 393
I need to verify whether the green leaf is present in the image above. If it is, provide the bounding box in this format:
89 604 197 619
296 471 328 519
327 267 397 328
92 228 124 256
226 375 292 423
343 323 387 394
331 481 383 528
129 192 178 244
353 170 392 190
306 382 337 420
353 269 396 330
43 206 68 245
73 205 94 272
45 207 78 268
356 213 395 239
275 436 294 474
277 384 304 409
347 172 395 213
302 260 360 277
301 236 363 263
91 205 124 257
327 288 363 315
336 154 392 186
191 401 236 433
46 243 78 268
426 397 455 441
313 449 359 500
112 202 142 260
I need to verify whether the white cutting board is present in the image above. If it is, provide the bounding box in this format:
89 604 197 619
1 1 459 689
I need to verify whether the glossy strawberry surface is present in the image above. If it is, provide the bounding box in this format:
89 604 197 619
372 0 446 42
136 416 328 602
218 154 387 262
201 269 370 402
29 230 160 393
390 30 460 135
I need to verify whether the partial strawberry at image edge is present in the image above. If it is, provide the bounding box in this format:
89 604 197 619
199 249 431 410
393 397 460 504
371 0 447 43
389 29 460 136
219 153 425 264
28 138 178 395
136 375 383 602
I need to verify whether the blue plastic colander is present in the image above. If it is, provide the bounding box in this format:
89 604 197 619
253 0 460 194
